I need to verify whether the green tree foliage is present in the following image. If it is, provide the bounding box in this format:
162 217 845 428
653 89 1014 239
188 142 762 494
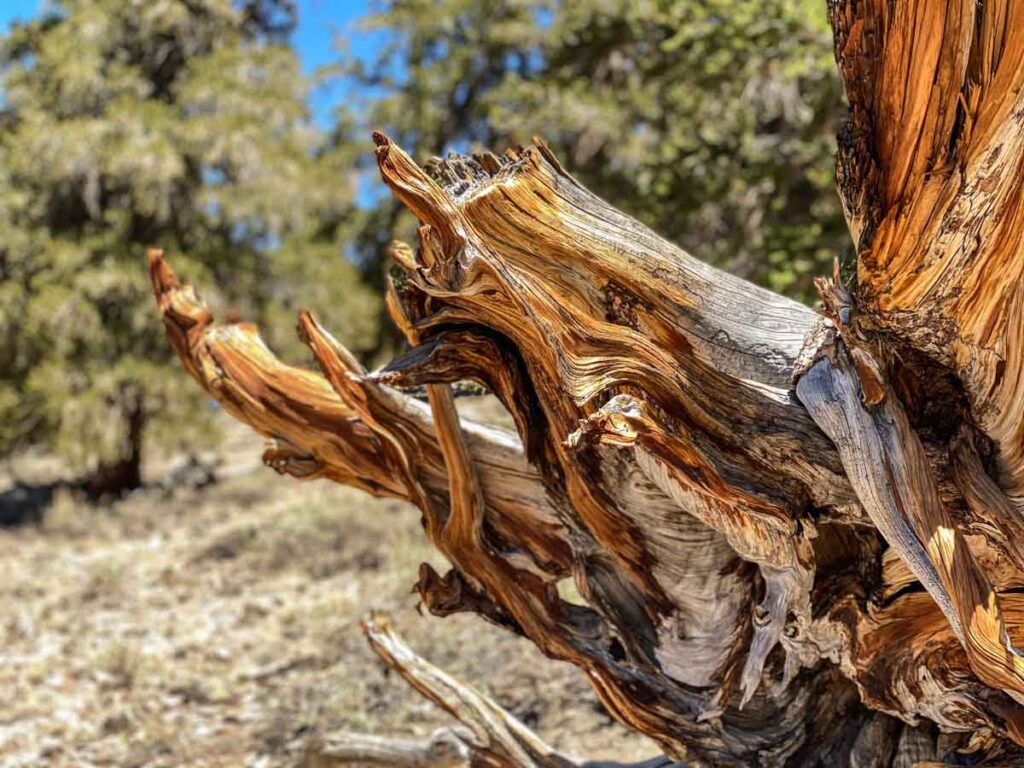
0 0 846 491
341 0 847 300
0 0 379 491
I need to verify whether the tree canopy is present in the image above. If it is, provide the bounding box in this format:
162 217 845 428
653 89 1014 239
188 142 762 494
341 0 847 300
0 0 377 489
0 0 846 490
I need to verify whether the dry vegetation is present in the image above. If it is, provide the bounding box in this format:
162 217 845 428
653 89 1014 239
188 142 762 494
0 412 655 767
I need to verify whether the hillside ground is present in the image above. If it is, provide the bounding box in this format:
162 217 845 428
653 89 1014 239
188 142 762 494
0 408 657 767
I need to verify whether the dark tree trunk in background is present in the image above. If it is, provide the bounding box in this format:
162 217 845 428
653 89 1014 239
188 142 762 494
148 2 1024 765
85 389 144 498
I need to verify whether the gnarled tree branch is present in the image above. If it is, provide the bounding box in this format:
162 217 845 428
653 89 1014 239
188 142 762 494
148 2 1024 764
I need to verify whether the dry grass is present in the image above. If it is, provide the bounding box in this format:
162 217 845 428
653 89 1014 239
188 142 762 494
0 417 656 767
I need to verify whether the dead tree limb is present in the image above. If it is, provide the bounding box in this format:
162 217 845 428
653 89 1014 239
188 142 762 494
149 2 1024 765
311 729 473 768
308 612 578 768
356 612 576 768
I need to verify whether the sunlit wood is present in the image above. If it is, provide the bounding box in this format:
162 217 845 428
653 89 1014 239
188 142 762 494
149 3 1024 764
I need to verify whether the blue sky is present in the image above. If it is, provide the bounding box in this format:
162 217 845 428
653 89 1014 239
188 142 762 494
292 0 377 126
0 1 35 28
0 0 375 127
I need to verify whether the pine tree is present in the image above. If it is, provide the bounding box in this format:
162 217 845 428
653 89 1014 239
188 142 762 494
0 0 378 493
339 0 845 302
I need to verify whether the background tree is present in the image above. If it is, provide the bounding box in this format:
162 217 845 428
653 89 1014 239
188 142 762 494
0 0 846 493
0 0 847 493
0 0 379 494
340 0 846 301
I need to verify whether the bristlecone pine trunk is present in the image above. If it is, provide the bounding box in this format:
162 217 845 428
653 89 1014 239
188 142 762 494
148 2 1024 765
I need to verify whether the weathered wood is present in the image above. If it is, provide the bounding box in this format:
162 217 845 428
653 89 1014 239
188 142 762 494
309 613 583 768
310 728 472 768
358 613 576 768
148 2 1024 765
795 326 1024 743
831 0 1024 502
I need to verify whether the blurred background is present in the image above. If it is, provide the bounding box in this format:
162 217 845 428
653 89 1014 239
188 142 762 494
0 1 846 765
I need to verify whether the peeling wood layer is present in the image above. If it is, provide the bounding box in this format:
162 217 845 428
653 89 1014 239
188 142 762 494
830 0 1024 502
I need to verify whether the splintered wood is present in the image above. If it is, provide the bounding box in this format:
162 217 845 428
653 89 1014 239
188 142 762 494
150 2 1024 765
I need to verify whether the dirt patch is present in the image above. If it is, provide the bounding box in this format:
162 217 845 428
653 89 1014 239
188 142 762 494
0 423 657 766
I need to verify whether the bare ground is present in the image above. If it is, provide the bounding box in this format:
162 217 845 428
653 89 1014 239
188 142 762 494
0 416 657 767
